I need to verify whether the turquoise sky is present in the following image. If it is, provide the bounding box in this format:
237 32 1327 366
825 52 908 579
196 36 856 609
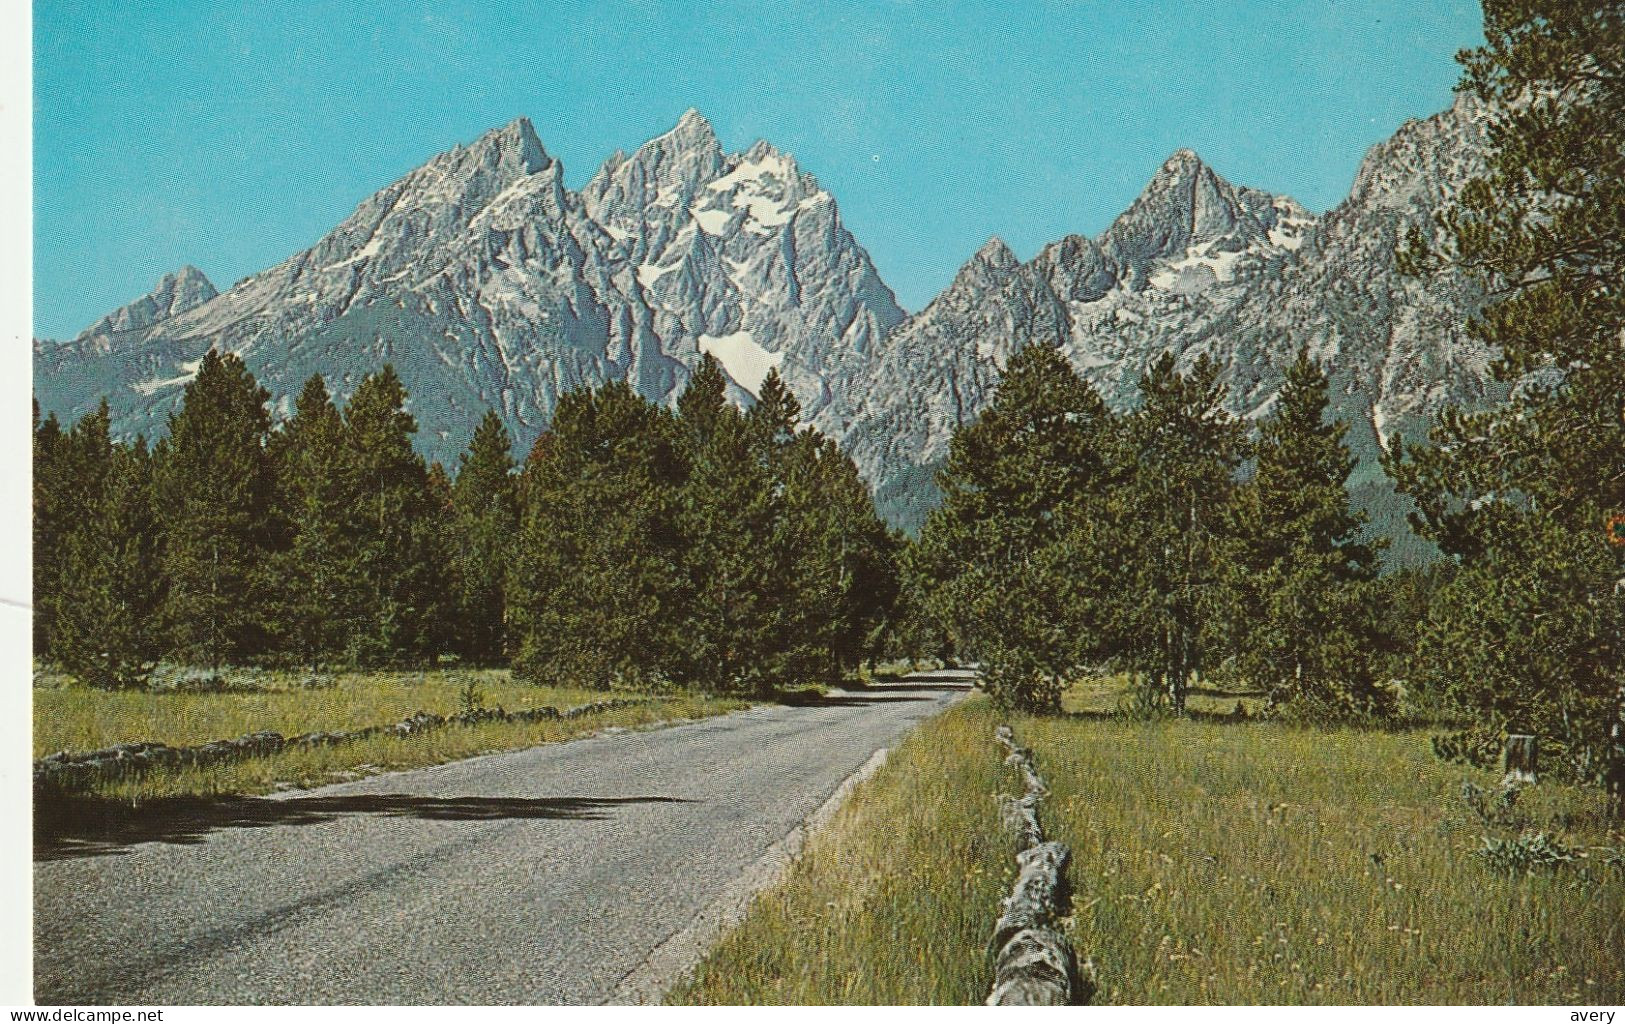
34 0 1484 338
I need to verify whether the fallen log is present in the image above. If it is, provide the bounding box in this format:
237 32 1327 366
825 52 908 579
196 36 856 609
986 724 1085 1006
33 696 657 795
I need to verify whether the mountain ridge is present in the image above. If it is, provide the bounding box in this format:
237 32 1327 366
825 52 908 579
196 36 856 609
35 109 904 452
811 91 1497 548
36 97 1501 559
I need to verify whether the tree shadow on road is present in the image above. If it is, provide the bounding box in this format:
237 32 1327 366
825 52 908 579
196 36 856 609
865 674 978 689
775 691 942 707
36 792 695 863
864 680 976 692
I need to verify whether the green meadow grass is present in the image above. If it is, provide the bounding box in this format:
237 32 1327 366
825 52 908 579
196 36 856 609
672 680 1624 1005
34 668 745 799
670 698 1013 1004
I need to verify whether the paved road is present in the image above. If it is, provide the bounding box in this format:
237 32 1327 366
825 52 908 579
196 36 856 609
34 671 973 1004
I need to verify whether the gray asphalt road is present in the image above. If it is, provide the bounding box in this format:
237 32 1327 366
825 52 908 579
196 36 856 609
34 671 973 1005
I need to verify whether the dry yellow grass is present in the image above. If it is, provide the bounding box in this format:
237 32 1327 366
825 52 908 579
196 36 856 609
34 668 621 756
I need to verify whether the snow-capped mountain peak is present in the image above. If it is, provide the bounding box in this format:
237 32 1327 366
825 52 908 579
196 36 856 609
814 97 1497 552
37 113 903 463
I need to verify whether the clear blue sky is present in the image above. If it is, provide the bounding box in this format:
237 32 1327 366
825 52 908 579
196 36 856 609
33 0 1485 338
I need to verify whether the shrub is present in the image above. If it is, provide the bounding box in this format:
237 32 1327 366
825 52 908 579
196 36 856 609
1475 831 1579 875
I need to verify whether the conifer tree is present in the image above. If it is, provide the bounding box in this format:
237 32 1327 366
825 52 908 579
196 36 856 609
33 402 61 658
511 381 687 688
154 351 274 669
53 438 163 688
342 365 446 664
744 367 800 454
672 357 784 693
675 355 730 444
449 410 518 664
32 401 110 661
1229 349 1384 717
777 431 900 678
1111 352 1243 714
912 340 1115 711
267 375 358 668
1389 0 1624 783
38 401 116 669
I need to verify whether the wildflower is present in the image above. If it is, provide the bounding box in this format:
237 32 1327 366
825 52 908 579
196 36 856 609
1607 513 1625 547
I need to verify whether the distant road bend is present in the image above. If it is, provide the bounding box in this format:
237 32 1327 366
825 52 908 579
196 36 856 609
34 670 974 1005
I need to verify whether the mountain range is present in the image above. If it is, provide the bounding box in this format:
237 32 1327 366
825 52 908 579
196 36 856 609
34 95 1501 554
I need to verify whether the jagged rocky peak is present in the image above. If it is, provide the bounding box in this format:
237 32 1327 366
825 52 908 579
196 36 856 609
287 117 570 288
935 237 1023 301
583 108 726 223
76 265 218 341
488 115 553 175
424 115 557 195
1101 147 1291 279
973 236 1019 272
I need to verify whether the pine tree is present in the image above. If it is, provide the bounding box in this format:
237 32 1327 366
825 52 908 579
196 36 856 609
1111 352 1244 714
1389 0 1624 784
53 438 163 689
38 401 116 670
342 365 446 664
912 340 1115 711
1229 349 1384 718
776 432 901 678
675 355 730 444
266 375 359 668
511 381 687 689
154 351 274 670
672 357 784 694
32 401 96 662
744 367 800 454
448 410 518 665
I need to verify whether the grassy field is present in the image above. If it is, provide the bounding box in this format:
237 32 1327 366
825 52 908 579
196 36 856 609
34 668 746 800
670 699 1014 1004
672 679 1625 1005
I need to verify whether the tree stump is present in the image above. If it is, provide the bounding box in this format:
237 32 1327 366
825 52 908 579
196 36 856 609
1503 734 1538 785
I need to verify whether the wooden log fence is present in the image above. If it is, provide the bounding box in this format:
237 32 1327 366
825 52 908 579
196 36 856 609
33 697 655 796
987 724 1091 1006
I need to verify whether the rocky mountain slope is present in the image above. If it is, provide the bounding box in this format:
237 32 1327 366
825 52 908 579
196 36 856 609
34 110 904 458
814 92 1500 548
37 95 1501 557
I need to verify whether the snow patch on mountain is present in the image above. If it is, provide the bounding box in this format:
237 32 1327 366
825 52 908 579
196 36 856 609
699 331 782 396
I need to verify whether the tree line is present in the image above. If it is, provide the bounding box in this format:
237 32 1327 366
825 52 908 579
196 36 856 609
30 0 1622 804
33 353 898 696
904 341 1388 722
906 0 1623 800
